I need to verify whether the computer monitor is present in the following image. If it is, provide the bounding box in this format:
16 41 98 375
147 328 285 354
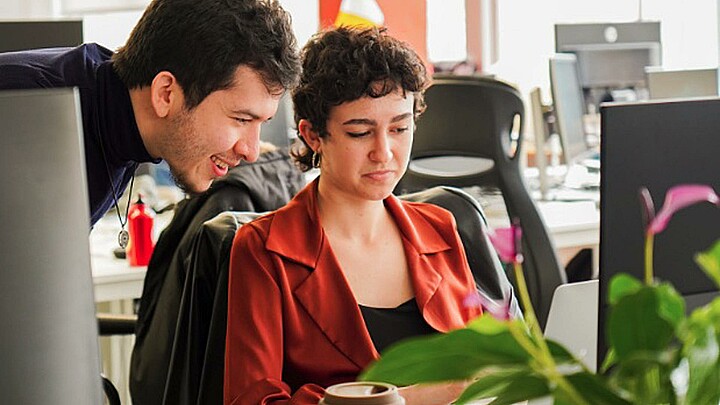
530 87 551 198
645 67 719 100
599 97 720 362
555 21 661 107
0 20 83 53
260 92 294 148
0 88 102 403
549 53 590 165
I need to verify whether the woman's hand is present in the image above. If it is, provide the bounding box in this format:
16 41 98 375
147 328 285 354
397 381 470 405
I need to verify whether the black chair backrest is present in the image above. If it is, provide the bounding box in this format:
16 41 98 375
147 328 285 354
163 211 260 405
397 76 565 327
160 186 519 405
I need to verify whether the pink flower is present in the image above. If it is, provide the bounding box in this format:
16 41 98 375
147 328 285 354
463 291 511 321
488 224 523 264
648 185 720 235
638 187 656 230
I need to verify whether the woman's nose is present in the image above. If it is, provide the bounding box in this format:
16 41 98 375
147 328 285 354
370 133 393 163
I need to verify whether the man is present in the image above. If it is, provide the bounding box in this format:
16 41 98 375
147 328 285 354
0 0 301 230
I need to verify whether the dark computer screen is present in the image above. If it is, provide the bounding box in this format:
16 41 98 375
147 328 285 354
599 98 720 360
0 20 83 53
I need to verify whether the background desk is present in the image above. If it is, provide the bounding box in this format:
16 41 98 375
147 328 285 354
480 192 600 277
88 196 598 404
89 197 600 302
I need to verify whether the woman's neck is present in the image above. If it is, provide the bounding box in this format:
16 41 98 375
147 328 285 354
316 186 390 244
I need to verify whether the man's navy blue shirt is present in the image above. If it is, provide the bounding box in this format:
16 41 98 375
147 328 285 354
0 44 160 226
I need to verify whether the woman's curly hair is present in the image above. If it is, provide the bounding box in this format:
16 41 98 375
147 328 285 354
291 26 429 171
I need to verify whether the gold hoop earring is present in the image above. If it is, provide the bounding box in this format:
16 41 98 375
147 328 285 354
312 151 321 168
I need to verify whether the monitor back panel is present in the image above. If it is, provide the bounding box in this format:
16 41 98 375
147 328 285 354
0 88 102 404
646 68 718 100
0 20 83 53
599 97 720 359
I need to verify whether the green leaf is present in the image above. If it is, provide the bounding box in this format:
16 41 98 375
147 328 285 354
546 339 581 364
564 372 632 405
453 368 540 404
487 375 550 405
684 327 720 405
467 313 513 335
608 287 675 359
360 328 530 386
608 274 643 305
600 348 617 373
695 238 720 289
683 300 720 404
655 282 686 330
607 351 677 404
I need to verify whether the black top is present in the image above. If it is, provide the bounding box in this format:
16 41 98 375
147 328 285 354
359 298 437 354
0 44 159 226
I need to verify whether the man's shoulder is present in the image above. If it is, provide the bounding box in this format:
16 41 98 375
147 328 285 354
0 43 113 90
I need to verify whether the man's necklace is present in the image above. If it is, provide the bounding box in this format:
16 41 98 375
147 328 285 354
103 159 137 249
94 102 138 249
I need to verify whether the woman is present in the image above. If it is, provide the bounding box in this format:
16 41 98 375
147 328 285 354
224 27 482 405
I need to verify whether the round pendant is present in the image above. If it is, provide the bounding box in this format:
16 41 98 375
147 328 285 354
118 229 129 249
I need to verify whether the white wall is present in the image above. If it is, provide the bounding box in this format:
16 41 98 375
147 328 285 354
485 0 718 107
0 0 317 55
4 0 717 105
0 0 57 17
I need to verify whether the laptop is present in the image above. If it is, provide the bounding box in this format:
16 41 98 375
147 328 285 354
543 280 599 372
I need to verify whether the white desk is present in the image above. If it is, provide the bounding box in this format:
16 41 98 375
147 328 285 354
90 211 174 302
536 199 600 277
89 197 599 301
480 192 600 277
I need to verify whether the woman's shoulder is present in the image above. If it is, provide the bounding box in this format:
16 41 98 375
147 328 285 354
234 196 307 243
397 198 456 226
233 210 276 244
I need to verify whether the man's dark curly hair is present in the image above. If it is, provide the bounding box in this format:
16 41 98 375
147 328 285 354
291 26 429 172
113 0 301 109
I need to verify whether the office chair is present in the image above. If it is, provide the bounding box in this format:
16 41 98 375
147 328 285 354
130 147 305 405
102 186 519 405
396 75 565 327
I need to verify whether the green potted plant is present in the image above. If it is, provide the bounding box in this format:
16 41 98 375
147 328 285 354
360 185 720 404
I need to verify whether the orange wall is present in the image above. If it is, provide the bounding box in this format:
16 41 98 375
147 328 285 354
318 0 428 64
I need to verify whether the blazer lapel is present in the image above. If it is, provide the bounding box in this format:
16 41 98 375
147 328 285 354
293 242 379 368
266 180 378 368
386 195 470 332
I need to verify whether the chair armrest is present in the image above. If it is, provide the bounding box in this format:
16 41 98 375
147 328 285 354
97 313 137 336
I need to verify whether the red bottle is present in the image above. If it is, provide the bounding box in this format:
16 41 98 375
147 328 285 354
127 194 155 266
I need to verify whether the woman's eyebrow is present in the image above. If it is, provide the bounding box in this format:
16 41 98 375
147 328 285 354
342 113 412 126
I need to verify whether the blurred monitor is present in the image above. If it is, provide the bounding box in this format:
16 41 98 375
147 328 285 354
555 21 661 106
529 87 552 197
599 97 720 362
0 88 102 403
0 20 83 53
549 53 595 166
260 92 294 148
645 67 718 99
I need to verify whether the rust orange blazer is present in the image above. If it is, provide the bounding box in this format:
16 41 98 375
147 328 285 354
224 181 483 404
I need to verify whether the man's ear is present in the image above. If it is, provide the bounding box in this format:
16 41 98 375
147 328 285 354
298 119 322 152
149 71 182 118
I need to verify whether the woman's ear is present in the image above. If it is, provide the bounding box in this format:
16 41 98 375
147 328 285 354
298 119 321 152
149 71 182 118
